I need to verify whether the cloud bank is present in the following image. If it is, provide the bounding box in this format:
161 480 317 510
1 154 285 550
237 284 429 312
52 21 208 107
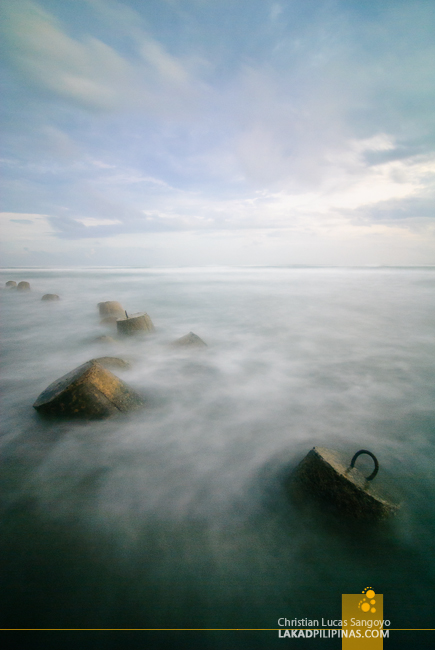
1 0 435 265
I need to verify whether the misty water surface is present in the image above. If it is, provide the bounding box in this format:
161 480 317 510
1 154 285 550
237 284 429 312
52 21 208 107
0 267 434 645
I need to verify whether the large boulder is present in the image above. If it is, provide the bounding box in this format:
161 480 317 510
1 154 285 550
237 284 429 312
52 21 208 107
171 332 207 348
5 281 16 289
98 301 124 317
42 294 60 301
289 446 399 520
33 360 143 419
117 312 155 336
17 281 31 291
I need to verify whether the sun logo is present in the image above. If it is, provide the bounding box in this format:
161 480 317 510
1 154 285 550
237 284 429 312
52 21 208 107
358 587 376 613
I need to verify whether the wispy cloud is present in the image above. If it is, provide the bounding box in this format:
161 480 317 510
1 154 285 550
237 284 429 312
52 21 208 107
1 0 435 265
0 0 201 115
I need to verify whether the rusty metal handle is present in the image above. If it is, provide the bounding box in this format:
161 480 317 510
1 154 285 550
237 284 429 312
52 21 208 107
350 450 379 481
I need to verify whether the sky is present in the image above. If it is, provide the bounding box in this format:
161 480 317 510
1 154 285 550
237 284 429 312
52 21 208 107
1 0 435 267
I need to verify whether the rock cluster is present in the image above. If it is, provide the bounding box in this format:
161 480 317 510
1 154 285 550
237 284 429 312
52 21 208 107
5 281 62 299
27 293 209 424
18 284 402 523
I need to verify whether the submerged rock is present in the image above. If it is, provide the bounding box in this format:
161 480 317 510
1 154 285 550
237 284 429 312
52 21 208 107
5 281 16 288
90 356 130 370
17 281 31 291
171 332 207 348
98 301 124 317
33 360 143 419
289 446 399 520
117 312 155 336
93 335 116 344
42 294 60 301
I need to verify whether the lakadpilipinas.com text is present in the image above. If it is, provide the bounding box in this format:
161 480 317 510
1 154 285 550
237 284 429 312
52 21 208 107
277 618 391 639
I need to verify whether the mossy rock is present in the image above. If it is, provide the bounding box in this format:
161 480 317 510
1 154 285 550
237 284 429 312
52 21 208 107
33 360 143 419
5 281 16 289
17 281 31 291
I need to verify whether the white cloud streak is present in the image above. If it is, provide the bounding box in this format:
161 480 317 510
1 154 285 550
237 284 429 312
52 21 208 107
0 0 200 115
1 0 435 265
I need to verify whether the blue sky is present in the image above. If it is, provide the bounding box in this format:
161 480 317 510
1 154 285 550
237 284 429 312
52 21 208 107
1 0 435 266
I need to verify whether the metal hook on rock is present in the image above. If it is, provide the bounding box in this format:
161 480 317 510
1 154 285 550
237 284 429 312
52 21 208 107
350 449 379 481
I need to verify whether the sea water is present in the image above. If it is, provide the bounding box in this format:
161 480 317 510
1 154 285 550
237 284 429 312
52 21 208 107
0 267 434 639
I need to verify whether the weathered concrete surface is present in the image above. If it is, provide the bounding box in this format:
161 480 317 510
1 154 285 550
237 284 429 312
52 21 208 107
171 332 207 348
90 356 130 370
5 281 16 288
33 360 143 419
100 315 120 325
117 312 155 336
290 446 399 520
17 281 31 291
98 301 124 317
42 294 60 301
